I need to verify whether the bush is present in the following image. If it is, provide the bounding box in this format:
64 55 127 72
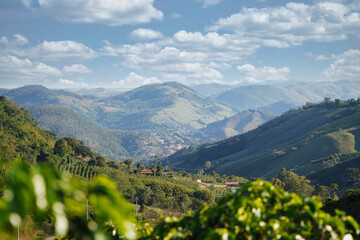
144 180 359 239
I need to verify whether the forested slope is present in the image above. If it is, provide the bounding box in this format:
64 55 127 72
166 98 360 179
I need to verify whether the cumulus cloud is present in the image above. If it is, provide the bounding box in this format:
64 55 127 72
236 64 290 83
63 64 91 74
130 28 163 40
322 49 360 80
113 72 161 88
208 2 360 47
98 1 359 85
23 0 163 26
11 40 96 61
0 55 61 81
197 0 223 8
102 43 223 84
13 34 29 45
0 34 28 46
59 78 88 87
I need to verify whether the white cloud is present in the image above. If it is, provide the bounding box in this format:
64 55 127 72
208 2 360 47
303 51 337 61
24 0 163 26
322 49 360 80
236 64 290 83
171 13 182 19
0 37 8 45
130 28 163 40
0 34 28 46
13 34 28 46
0 55 61 81
63 64 91 74
11 40 96 61
197 0 223 8
59 78 88 87
113 72 161 88
102 42 224 84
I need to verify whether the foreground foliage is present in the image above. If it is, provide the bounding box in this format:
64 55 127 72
0 163 359 239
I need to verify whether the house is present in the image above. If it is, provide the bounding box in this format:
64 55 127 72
225 182 239 188
194 179 202 183
139 169 153 175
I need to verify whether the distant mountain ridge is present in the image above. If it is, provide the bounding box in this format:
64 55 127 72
211 80 360 113
2 83 237 132
191 109 276 142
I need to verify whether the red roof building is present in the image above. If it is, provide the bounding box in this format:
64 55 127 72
140 169 153 175
225 182 239 187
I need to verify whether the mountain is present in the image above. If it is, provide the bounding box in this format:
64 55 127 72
214 80 360 114
192 109 276 141
69 87 125 98
285 80 360 103
29 105 136 159
1 83 236 160
97 82 237 131
3 83 237 132
215 84 298 110
189 83 234 97
166 99 360 179
259 101 298 116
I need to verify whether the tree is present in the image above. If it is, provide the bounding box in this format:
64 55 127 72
156 162 163 176
204 161 212 170
137 163 144 171
96 155 106 167
147 180 359 239
346 168 360 184
75 145 93 158
124 158 133 169
273 168 314 197
53 139 71 157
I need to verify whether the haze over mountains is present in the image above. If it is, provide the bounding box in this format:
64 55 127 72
1 80 360 162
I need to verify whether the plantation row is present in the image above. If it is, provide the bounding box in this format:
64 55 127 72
56 159 96 180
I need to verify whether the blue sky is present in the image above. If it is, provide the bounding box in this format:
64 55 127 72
0 0 359 89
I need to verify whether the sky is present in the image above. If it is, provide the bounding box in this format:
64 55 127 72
0 0 359 89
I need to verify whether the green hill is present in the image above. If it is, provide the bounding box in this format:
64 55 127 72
166 98 360 179
194 109 276 141
99 82 237 130
29 104 194 161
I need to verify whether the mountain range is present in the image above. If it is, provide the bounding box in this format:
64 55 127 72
2 80 360 163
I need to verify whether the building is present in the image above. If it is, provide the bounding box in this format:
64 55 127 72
194 179 202 183
139 169 153 175
225 182 239 188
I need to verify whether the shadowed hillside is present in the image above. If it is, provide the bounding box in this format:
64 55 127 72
166 98 360 179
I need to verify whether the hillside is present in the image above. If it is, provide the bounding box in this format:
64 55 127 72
1 84 237 160
166 99 360 179
0 96 55 164
0 96 220 229
192 109 275 141
29 105 193 161
189 83 233 97
98 82 237 130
